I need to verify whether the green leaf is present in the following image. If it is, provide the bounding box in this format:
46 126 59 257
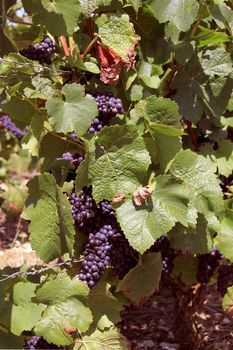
11 282 46 336
23 0 81 36
169 215 212 254
193 26 229 47
116 175 190 253
39 132 84 172
89 280 124 329
201 140 233 177
89 125 151 202
215 209 233 262
46 84 98 136
135 96 181 129
74 328 130 350
127 0 142 14
36 273 89 304
170 150 224 217
0 28 17 56
0 331 24 349
199 47 232 77
147 0 199 31
34 297 93 346
222 286 233 313
79 0 116 17
96 14 140 61
2 96 35 128
117 253 162 305
172 255 198 286
22 173 75 262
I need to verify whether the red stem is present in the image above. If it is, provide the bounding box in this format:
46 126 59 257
60 36 70 56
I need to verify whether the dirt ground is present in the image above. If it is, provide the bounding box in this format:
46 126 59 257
1 212 233 350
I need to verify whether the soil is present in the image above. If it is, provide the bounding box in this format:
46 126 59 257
1 212 233 350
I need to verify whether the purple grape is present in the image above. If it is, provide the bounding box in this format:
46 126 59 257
0 115 26 139
69 187 95 228
149 235 177 274
26 335 59 349
88 93 124 134
20 37 56 65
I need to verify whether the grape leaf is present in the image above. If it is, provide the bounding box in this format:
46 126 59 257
2 96 35 128
169 215 212 254
46 84 98 136
0 331 24 349
89 124 151 202
96 14 140 62
193 26 229 47
89 280 124 329
35 273 89 304
147 0 199 32
222 286 233 314
22 173 75 262
11 282 46 336
39 133 84 171
214 209 233 262
23 0 81 36
34 297 93 346
117 253 162 305
116 175 190 253
201 140 233 177
199 47 232 77
74 328 130 350
170 149 224 217
172 255 198 286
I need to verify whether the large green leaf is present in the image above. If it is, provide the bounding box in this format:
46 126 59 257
116 175 190 253
11 282 46 336
74 328 130 350
147 0 199 31
117 253 162 305
46 84 98 136
89 124 151 202
23 0 81 35
35 273 89 304
22 173 75 262
89 280 124 329
96 14 140 61
34 297 93 346
170 149 224 217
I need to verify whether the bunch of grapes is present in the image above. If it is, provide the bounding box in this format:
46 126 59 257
69 187 95 228
79 220 122 288
196 247 223 285
26 335 59 350
217 264 233 296
88 93 124 134
97 199 115 216
20 37 56 64
150 235 177 274
57 152 84 167
0 115 26 139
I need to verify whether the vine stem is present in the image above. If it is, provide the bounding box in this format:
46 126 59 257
10 216 23 249
81 34 98 59
60 36 70 56
189 19 201 39
8 17 33 26
0 258 83 282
